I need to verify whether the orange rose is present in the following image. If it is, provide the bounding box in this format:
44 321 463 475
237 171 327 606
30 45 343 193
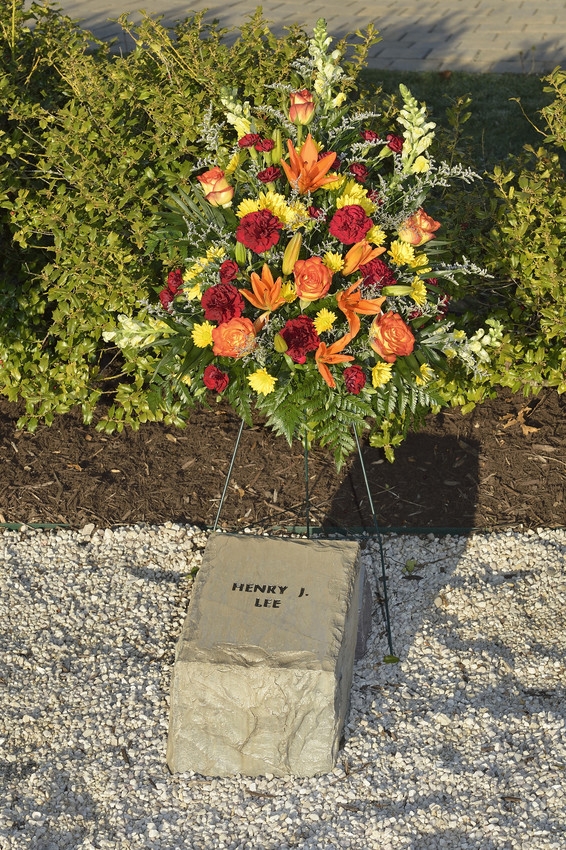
289 89 315 125
293 257 333 303
369 311 415 363
196 167 234 207
398 208 440 246
212 317 256 358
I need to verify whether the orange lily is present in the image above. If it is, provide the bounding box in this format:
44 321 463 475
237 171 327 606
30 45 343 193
280 133 337 194
342 240 386 276
315 335 355 389
336 280 386 341
241 264 286 313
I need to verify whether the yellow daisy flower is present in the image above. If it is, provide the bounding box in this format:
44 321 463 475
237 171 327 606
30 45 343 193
191 322 214 348
314 309 337 334
323 252 344 272
388 240 415 267
371 361 393 388
247 368 277 395
410 278 428 306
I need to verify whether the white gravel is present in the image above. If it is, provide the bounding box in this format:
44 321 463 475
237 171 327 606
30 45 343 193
1 523 565 850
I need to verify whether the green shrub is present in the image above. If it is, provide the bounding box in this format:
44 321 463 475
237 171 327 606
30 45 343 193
445 67 566 407
2 4 353 429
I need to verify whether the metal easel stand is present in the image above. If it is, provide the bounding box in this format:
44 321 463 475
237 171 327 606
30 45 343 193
212 419 396 660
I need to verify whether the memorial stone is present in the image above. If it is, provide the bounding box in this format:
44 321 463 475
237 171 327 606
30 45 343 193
167 533 362 777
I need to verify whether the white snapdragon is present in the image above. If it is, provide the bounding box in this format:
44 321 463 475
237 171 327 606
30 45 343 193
219 86 252 138
103 316 170 349
397 83 436 173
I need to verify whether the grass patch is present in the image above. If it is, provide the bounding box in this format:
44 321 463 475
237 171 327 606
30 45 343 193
360 70 554 170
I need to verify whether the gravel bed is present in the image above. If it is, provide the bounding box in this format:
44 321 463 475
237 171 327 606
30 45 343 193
1 523 565 850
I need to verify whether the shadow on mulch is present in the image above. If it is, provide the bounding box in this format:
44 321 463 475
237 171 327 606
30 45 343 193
0 388 564 532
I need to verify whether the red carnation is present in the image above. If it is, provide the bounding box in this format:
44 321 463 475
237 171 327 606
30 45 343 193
386 133 404 152
280 315 320 364
360 257 397 289
236 209 283 254
255 137 275 152
238 133 261 148
166 268 184 294
343 365 366 394
257 165 282 184
201 283 245 324
349 162 369 184
360 129 380 142
307 205 326 220
159 288 174 310
203 364 229 392
328 205 372 245
219 259 240 284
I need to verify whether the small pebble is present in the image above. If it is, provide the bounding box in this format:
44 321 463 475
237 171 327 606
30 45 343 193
1 526 565 849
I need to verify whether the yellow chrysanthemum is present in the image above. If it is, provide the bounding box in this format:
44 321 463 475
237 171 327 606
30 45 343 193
415 363 434 386
408 253 432 272
366 225 387 246
237 198 261 217
260 191 291 222
191 322 214 348
286 200 311 230
313 309 337 334
237 191 295 224
323 173 345 191
410 278 428 306
185 282 202 301
281 281 297 302
453 330 466 340
183 247 225 281
371 361 393 388
224 150 242 176
388 240 415 267
323 252 344 272
247 368 277 395
336 180 376 214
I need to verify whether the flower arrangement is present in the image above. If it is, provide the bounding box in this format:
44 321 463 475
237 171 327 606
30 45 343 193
106 20 501 465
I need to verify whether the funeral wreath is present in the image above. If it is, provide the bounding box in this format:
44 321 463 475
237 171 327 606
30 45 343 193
105 20 502 465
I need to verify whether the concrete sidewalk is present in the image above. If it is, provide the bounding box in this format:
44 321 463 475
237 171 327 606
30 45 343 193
57 0 566 73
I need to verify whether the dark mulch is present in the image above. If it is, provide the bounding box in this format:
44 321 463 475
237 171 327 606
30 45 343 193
1 389 564 533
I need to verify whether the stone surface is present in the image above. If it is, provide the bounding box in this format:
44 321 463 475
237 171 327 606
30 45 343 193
166 533 362 777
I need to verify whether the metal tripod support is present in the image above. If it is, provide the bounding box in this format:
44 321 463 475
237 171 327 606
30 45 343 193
212 421 395 658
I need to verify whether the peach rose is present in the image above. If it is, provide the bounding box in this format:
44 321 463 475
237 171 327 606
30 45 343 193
398 208 440 246
369 311 415 363
293 257 333 303
196 167 234 207
212 317 256 358
289 89 315 125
